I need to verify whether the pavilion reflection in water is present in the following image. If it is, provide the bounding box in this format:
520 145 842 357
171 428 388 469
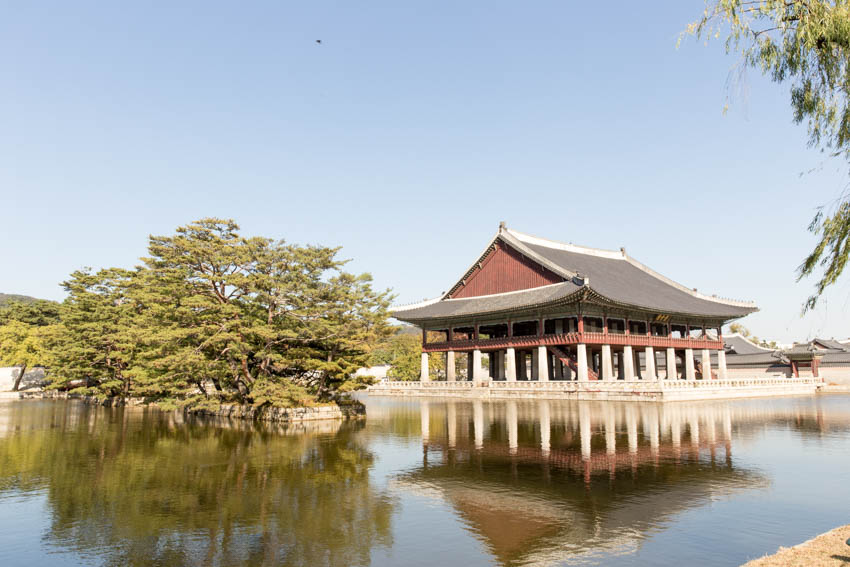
392 399 785 566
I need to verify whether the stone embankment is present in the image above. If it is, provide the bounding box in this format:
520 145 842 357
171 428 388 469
0 390 365 422
193 402 365 422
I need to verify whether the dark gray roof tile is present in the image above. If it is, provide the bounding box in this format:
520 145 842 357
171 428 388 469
393 228 758 322
394 281 582 321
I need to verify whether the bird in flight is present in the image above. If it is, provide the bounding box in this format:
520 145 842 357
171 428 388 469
316 39 322 44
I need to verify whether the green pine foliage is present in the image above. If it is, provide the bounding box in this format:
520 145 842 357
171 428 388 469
12 218 393 408
0 298 61 390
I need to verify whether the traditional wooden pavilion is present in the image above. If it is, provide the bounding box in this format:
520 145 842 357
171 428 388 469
393 223 759 382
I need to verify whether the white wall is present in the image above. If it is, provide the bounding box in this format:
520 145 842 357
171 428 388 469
821 365 850 385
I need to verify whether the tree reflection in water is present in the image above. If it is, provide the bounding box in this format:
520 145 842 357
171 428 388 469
0 401 396 567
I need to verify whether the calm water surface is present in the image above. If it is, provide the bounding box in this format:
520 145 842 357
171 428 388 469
0 394 848 566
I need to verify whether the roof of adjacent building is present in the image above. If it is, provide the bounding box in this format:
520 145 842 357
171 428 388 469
394 226 758 322
812 338 848 351
724 334 776 356
715 334 787 366
787 338 850 363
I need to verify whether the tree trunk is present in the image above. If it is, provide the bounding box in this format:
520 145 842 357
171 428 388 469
12 364 27 392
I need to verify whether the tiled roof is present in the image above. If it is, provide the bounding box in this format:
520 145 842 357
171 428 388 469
725 352 787 366
394 227 758 322
787 339 850 363
813 338 850 351
394 282 583 320
821 353 850 364
513 230 756 318
724 334 775 355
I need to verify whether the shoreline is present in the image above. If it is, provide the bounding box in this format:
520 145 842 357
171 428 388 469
0 390 366 423
741 525 850 566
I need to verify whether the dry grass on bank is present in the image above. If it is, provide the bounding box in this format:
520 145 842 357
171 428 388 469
742 525 850 567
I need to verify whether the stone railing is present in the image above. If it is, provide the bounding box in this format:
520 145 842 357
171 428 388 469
375 377 820 388
368 377 823 400
378 381 475 388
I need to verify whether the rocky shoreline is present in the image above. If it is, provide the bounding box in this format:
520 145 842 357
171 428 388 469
0 390 366 423
741 525 850 566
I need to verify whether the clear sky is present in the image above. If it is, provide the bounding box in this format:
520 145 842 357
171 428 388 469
3 1 849 343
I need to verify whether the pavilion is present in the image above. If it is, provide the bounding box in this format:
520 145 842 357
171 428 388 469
393 223 759 383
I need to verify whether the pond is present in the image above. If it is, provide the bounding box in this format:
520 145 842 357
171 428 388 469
0 394 848 566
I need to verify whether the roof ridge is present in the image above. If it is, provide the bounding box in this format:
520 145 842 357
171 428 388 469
441 281 572 302
508 227 756 308
725 333 775 352
506 228 625 260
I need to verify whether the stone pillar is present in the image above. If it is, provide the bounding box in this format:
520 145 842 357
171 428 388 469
498 351 506 380
531 350 539 380
537 346 550 382
472 349 484 382
420 352 430 382
467 352 474 381
577 344 589 382
505 347 517 381
685 348 696 380
446 351 456 382
717 349 728 380
701 349 712 380
666 347 677 380
632 349 643 380
553 356 563 380
601 344 613 380
623 345 635 380
644 346 657 380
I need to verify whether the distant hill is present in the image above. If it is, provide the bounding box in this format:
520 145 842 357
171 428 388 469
0 293 45 306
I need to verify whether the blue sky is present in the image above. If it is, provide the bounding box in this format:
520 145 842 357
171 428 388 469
2 1 849 343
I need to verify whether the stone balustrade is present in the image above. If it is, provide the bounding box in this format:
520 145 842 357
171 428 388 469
369 377 822 401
